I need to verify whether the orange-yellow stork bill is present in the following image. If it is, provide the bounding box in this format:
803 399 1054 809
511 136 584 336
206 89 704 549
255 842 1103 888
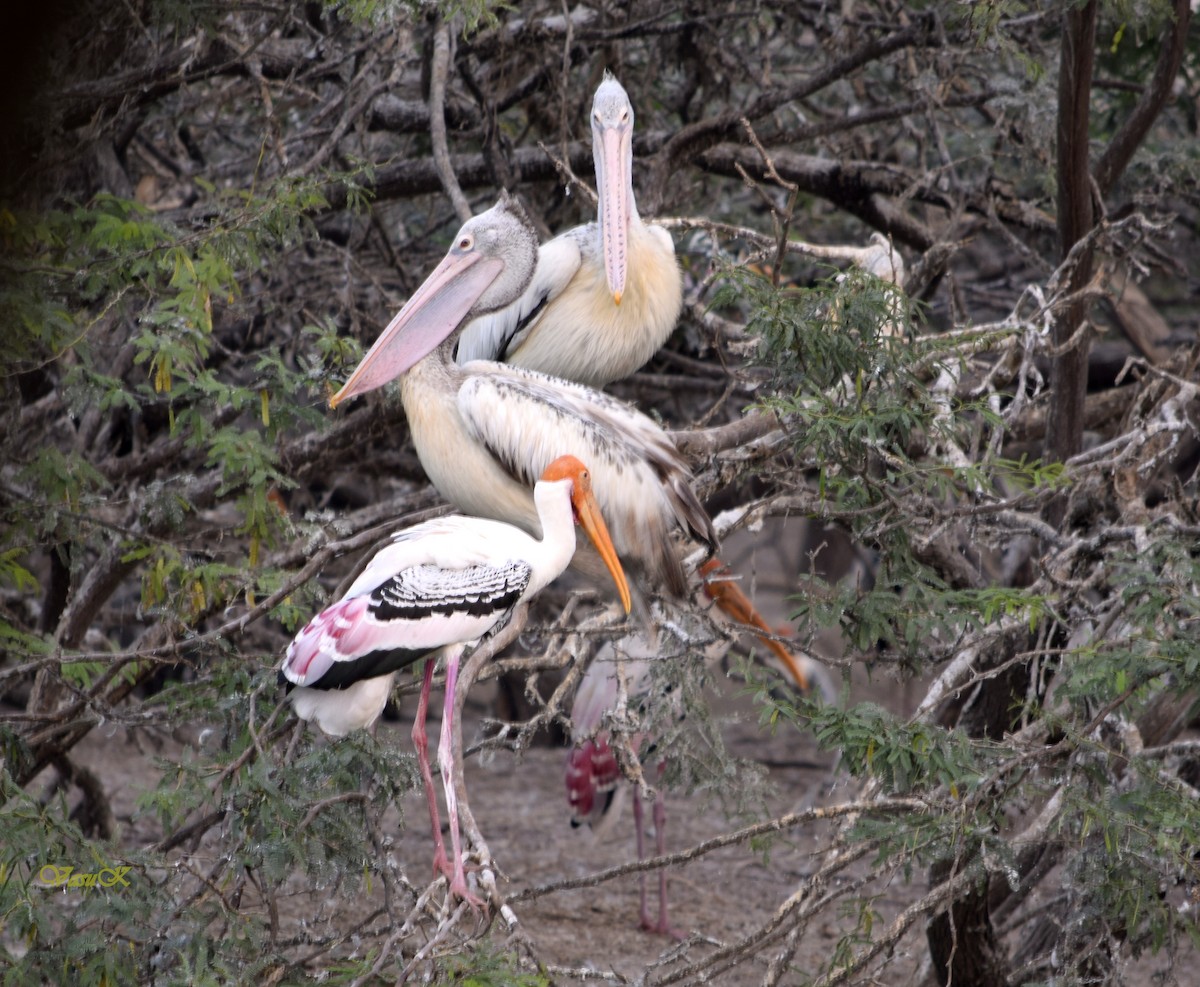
331 196 716 605
281 454 629 906
699 558 810 692
455 74 682 388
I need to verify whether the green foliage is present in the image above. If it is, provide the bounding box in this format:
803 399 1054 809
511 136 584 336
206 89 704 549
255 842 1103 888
732 253 1200 977
945 0 1047 80
1056 538 1200 707
324 0 508 33
808 701 986 795
1 670 425 984
0 172 335 643
16 448 109 517
0 549 38 595
4 0 1198 982
1046 753 1200 956
441 944 551 985
717 266 919 394
0 137 419 979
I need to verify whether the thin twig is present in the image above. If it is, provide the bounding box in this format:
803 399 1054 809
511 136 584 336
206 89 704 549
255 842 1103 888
429 18 472 222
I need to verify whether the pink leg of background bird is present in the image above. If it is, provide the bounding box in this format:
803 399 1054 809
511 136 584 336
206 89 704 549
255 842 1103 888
567 591 822 938
632 764 682 938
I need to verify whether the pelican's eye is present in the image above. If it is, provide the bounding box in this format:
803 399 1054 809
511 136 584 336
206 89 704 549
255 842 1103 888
458 234 474 251
619 109 630 123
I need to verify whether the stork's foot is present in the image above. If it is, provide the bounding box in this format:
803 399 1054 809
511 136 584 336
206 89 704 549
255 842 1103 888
449 866 486 913
429 847 486 911
431 845 455 883
438 848 487 912
638 910 685 940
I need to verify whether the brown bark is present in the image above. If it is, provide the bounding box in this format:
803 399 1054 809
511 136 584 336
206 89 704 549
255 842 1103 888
1044 1 1099 470
927 658 1028 987
1093 0 1193 196
642 12 939 213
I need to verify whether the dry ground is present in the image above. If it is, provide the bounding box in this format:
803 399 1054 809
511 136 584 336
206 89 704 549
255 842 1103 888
39 521 1196 984
65 664 1192 985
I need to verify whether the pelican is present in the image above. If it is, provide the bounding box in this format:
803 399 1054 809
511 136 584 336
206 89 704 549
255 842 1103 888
455 74 682 387
281 455 631 904
331 196 716 603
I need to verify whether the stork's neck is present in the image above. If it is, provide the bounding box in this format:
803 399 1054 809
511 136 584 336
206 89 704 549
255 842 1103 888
529 481 578 593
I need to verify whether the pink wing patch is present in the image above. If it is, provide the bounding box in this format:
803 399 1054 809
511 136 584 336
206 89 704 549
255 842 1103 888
565 736 620 824
282 597 372 686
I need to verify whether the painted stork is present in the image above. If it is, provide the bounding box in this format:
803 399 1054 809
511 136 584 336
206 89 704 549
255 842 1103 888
565 634 679 935
566 573 828 935
456 74 682 388
281 455 632 904
330 196 716 605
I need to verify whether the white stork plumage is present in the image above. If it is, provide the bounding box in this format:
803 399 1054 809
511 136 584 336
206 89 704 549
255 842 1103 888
281 455 631 904
330 195 716 605
455 73 682 388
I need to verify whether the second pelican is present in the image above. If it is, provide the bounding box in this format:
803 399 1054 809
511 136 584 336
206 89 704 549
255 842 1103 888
456 74 682 388
332 196 715 602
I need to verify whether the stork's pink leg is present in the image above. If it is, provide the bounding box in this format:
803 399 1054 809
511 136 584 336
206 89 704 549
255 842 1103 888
437 646 484 910
650 787 683 938
411 654 453 882
633 766 683 937
633 784 650 927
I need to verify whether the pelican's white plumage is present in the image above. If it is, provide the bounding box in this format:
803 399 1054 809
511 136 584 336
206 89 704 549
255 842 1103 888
332 196 716 601
456 74 682 388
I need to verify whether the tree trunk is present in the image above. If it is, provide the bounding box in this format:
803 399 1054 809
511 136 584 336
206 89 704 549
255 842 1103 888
1044 1 1098 474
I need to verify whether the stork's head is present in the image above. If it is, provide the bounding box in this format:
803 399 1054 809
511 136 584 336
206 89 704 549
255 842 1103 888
331 196 538 407
592 73 636 305
540 455 632 614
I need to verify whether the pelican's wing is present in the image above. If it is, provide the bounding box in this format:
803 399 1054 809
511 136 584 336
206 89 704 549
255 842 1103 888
457 365 717 596
456 234 584 365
